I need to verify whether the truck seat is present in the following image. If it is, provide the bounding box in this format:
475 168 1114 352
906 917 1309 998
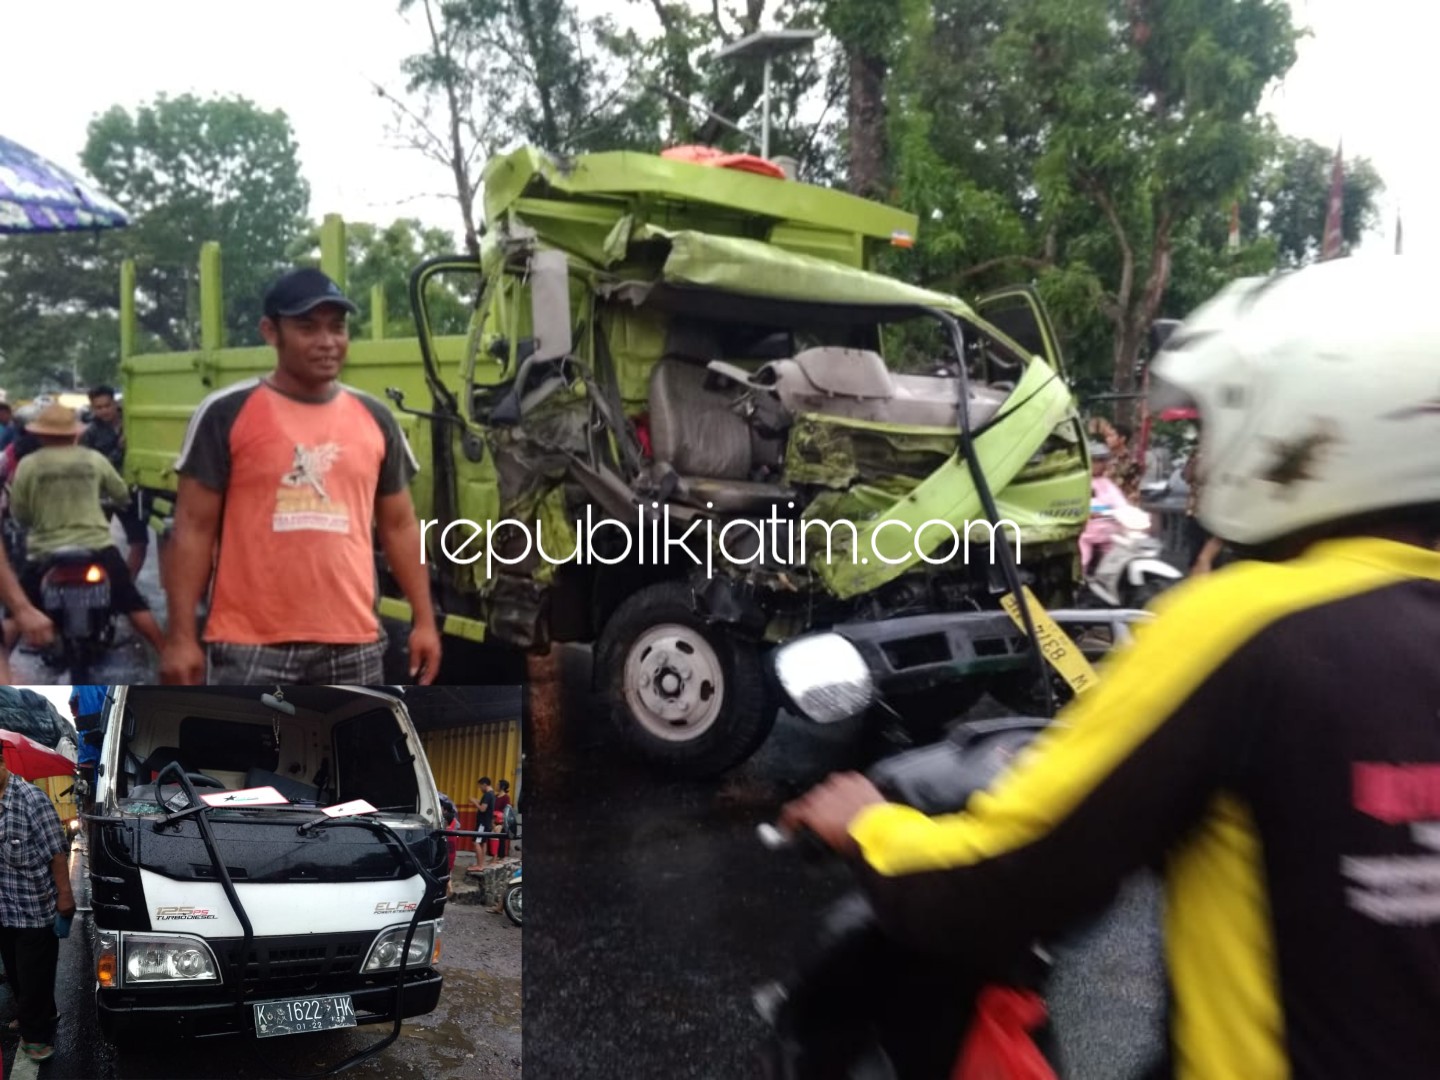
754 347 1011 430
647 359 794 514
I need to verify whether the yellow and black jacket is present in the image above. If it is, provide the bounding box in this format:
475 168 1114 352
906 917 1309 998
847 536 1440 1079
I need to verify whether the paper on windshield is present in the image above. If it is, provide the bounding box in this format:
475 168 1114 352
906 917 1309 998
200 786 289 807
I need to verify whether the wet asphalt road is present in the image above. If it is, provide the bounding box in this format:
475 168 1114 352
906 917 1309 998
524 645 1168 1080
0 844 521 1080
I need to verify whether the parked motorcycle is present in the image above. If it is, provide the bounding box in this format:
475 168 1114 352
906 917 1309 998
1081 502 1182 609
503 864 522 927
34 546 117 681
751 717 1072 1080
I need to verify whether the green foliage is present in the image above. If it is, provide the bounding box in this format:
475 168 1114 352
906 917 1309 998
0 233 124 395
882 0 1306 411
288 218 465 339
1254 136 1384 266
80 93 311 350
0 93 307 395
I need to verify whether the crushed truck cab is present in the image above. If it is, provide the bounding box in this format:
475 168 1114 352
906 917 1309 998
122 146 1091 776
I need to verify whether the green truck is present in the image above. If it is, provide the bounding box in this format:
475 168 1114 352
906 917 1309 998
122 145 1091 776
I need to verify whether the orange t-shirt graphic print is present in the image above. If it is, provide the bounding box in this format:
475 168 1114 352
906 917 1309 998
274 442 350 534
174 379 418 646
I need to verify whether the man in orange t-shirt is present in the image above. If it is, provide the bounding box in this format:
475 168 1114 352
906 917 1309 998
160 267 441 685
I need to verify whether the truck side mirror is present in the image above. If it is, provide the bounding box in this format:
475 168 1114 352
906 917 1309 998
529 248 573 363
1148 319 1182 358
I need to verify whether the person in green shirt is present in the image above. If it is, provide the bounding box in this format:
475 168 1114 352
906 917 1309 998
3 403 165 657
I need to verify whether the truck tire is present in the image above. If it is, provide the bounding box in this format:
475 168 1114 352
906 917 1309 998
596 582 774 778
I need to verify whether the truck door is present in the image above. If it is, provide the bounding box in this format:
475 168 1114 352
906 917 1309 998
975 284 1067 379
405 255 501 635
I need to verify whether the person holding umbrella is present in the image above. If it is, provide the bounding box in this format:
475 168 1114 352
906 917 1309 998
0 741 76 1063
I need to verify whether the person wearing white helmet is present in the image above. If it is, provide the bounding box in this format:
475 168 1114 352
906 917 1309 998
780 255 1440 1079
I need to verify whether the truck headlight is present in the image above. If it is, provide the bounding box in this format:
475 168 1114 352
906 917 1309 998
362 922 438 972
773 633 875 725
120 933 221 984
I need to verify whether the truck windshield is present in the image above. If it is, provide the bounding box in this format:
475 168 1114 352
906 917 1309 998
111 688 425 818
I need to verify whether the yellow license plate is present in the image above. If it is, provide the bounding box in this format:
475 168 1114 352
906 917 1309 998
999 586 1100 695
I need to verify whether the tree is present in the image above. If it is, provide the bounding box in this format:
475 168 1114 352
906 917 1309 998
1254 136 1384 267
383 0 851 250
996 0 1300 419
383 0 668 258
0 233 124 394
80 93 311 351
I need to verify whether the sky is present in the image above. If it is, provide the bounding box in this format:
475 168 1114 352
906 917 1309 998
2 0 1435 257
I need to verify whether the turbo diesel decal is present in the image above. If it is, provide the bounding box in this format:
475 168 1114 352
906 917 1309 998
155 906 219 921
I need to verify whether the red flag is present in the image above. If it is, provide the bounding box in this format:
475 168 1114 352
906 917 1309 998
1321 142 1344 260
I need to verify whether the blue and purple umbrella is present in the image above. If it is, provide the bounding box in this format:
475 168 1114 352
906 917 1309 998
0 133 129 234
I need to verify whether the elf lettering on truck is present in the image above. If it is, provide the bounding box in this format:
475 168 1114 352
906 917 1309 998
85 686 451 1043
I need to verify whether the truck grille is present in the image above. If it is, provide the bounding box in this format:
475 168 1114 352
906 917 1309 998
216 932 374 993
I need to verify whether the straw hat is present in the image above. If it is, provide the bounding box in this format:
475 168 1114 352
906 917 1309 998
27 402 85 437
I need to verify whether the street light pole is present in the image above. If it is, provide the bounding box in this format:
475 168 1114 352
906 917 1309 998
761 57 773 159
713 28 822 161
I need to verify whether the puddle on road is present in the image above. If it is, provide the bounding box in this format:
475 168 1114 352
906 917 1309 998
437 968 522 1027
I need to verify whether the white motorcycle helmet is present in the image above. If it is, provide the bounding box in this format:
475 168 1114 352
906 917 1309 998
1150 256 1440 547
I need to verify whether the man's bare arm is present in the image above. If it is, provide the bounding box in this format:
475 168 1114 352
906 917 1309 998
376 489 441 683
0 543 53 652
160 476 223 683
166 477 223 638
51 851 75 918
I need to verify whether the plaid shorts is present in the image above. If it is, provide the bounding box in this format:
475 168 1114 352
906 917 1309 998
206 636 387 684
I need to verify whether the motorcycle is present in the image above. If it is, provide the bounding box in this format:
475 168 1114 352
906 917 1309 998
1080 502 1182 610
35 546 117 681
756 596 1156 1078
751 717 1073 1080
503 864 522 927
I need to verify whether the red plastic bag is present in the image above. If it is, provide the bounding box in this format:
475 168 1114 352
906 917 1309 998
951 986 1058 1080
660 144 788 179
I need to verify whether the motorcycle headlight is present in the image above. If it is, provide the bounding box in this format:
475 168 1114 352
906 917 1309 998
362 922 438 973
119 933 221 985
773 633 875 725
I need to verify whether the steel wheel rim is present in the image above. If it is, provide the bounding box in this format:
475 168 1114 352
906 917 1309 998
622 623 725 742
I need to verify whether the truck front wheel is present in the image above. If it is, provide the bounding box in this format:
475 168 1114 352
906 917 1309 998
597 582 774 778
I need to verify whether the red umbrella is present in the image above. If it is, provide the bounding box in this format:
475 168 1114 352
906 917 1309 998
1 729 76 781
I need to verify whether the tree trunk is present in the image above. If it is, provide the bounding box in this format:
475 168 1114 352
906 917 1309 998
420 0 480 261
513 0 563 151
847 47 888 199
1111 316 1144 430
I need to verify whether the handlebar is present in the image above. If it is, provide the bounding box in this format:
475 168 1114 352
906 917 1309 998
755 822 833 861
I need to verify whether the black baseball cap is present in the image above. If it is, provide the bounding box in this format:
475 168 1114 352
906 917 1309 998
262 267 359 319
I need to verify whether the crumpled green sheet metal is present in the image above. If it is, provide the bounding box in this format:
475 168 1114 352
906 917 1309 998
628 226 978 318
802 357 1080 597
